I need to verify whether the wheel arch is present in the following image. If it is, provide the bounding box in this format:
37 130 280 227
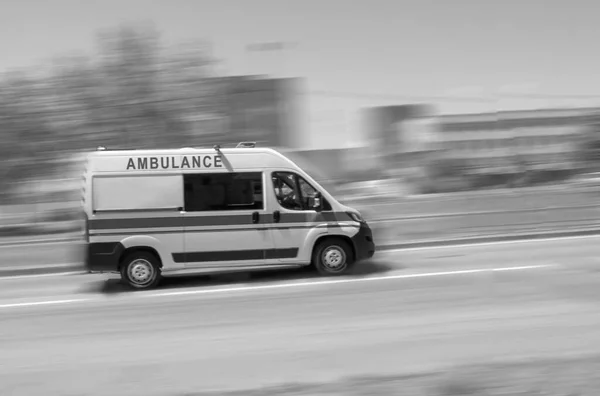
118 235 166 271
312 234 356 264
118 246 163 271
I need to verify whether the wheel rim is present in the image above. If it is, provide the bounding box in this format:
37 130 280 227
321 245 347 272
127 259 155 286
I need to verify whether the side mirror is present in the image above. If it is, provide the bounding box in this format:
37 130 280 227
308 192 323 212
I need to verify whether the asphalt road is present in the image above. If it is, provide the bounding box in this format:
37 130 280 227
1 236 600 395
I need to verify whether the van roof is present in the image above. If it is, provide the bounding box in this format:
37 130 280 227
84 146 304 174
88 147 280 157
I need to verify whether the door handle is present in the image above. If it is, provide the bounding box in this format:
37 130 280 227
252 211 259 224
273 210 281 223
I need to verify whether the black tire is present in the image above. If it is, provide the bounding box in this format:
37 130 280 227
120 251 162 290
312 238 354 276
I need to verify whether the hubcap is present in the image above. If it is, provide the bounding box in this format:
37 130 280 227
128 259 155 285
322 246 347 272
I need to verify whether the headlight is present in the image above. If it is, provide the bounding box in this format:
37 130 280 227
346 211 364 223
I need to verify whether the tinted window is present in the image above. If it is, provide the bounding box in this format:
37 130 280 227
272 172 303 210
184 173 263 212
272 172 331 211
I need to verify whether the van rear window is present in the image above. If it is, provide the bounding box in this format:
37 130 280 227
92 175 183 212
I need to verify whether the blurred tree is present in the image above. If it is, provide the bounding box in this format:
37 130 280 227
158 40 227 147
0 71 57 202
95 23 225 148
95 23 162 147
0 22 222 203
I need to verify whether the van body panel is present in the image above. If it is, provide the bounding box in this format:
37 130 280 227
182 214 276 269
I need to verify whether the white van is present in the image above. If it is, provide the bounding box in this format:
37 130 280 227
82 143 376 289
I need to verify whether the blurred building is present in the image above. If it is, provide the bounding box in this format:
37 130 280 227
361 104 440 177
362 104 599 174
188 75 305 149
438 107 599 172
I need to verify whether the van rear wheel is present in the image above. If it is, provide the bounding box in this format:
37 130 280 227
313 239 354 276
120 251 162 290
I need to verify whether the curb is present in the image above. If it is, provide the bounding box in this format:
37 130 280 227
2 228 600 278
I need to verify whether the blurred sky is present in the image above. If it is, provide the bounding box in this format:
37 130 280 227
2 0 600 147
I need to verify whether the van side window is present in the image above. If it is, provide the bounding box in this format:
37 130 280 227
184 173 263 212
272 172 331 211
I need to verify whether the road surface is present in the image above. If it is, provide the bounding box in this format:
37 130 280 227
0 236 600 395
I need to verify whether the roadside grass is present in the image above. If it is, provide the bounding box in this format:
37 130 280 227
189 355 600 396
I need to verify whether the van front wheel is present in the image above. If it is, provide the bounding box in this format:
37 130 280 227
120 252 162 290
313 239 354 276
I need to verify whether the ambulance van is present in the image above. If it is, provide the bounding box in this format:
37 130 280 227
82 143 376 290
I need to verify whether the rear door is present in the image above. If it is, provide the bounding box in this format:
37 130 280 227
181 171 276 269
89 174 186 271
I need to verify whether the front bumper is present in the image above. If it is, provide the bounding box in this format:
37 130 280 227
351 222 376 261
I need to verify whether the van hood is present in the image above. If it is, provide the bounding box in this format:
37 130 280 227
338 202 359 214
336 200 379 223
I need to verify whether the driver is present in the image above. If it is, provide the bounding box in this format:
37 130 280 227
272 176 302 210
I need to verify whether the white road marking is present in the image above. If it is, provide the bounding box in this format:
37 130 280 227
138 264 555 299
0 264 554 310
0 298 88 309
492 265 557 272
